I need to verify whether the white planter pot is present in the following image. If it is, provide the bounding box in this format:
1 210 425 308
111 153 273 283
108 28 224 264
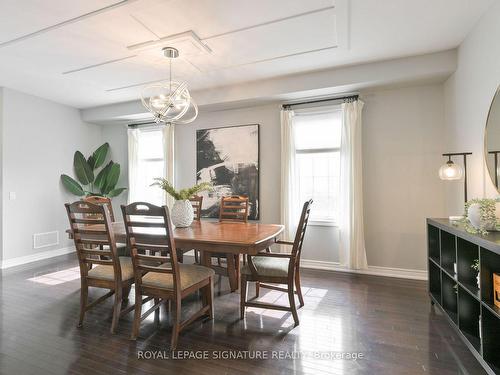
171 200 194 228
467 202 500 231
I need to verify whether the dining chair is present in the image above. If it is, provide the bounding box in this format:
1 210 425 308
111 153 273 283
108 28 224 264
188 195 203 263
240 199 313 327
209 195 249 292
83 195 128 256
65 201 135 333
121 202 214 350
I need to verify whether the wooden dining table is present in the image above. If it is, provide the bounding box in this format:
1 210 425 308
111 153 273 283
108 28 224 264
67 220 284 291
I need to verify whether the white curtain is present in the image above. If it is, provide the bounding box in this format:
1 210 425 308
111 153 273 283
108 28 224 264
162 124 175 208
339 100 367 270
127 128 140 204
280 109 299 243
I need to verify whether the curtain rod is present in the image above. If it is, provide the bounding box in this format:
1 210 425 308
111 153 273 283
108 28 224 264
128 121 157 128
281 94 359 109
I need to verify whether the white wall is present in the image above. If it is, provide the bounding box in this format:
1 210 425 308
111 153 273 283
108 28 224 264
362 84 447 270
1 88 102 261
443 2 500 213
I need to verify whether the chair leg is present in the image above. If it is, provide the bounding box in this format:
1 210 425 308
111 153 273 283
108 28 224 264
226 254 238 292
154 298 160 326
177 249 184 263
110 287 123 334
288 283 299 327
78 280 88 328
171 299 181 350
240 275 247 320
295 268 304 308
204 277 214 319
235 254 240 288
194 250 199 264
255 281 260 298
131 287 143 340
122 285 132 301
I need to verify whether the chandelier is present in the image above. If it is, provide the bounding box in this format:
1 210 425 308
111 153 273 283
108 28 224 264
141 47 198 125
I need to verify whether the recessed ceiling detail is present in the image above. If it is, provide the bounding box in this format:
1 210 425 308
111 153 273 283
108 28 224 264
0 0 494 108
0 0 137 49
128 30 212 56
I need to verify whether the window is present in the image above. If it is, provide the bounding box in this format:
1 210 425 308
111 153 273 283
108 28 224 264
136 128 165 205
294 107 342 224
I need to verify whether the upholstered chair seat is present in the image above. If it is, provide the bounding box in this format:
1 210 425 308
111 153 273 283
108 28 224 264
241 256 289 278
87 257 135 281
142 264 215 290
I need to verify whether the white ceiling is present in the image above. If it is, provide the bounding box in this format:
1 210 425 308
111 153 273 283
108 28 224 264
0 0 494 109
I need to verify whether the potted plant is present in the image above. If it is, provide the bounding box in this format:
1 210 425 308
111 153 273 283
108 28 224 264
462 198 500 235
471 259 480 288
60 142 126 198
151 178 212 227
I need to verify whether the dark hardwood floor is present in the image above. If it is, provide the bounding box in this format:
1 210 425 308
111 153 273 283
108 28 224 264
0 254 487 375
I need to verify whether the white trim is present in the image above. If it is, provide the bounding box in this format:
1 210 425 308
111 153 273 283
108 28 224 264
309 220 338 227
300 259 427 281
0 247 75 270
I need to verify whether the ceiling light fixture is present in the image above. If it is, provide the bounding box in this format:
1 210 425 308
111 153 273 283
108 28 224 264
141 47 198 125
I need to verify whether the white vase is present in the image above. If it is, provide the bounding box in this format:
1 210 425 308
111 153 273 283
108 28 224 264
171 200 194 227
467 202 500 231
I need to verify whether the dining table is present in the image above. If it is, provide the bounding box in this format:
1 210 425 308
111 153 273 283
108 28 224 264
66 220 284 291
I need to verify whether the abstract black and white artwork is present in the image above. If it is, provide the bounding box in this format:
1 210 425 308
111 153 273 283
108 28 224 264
196 124 259 220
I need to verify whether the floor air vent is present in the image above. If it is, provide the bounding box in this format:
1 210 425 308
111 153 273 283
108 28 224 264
33 231 59 249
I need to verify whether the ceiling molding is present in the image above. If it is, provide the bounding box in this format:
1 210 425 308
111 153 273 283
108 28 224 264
62 55 137 75
0 0 138 49
104 45 338 92
127 30 211 54
213 45 338 71
200 5 335 40
129 14 162 39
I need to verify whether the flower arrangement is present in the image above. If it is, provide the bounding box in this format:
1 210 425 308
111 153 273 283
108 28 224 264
461 198 500 235
151 178 212 200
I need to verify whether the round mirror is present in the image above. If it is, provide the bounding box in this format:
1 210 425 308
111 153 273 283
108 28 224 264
485 87 500 190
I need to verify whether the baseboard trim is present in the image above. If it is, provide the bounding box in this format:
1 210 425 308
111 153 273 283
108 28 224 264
0 249 427 280
0 246 76 269
300 259 427 281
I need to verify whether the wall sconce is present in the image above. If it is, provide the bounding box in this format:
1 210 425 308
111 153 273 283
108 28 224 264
439 152 472 202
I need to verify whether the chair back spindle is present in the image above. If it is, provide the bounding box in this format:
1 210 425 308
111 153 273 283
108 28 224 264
219 195 249 222
121 202 180 295
65 201 121 280
290 199 313 268
84 195 115 222
189 195 203 221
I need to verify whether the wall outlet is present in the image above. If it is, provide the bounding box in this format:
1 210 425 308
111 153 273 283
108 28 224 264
9 192 16 200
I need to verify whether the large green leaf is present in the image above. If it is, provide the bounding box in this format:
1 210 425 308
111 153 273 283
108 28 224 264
92 143 109 169
61 174 85 196
107 187 127 197
74 151 94 185
102 163 120 194
95 161 113 190
87 155 96 170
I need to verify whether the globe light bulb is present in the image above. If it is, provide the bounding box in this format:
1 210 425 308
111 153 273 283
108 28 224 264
439 160 463 180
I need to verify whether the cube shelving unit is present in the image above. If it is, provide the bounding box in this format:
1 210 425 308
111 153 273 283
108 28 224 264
427 218 500 375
